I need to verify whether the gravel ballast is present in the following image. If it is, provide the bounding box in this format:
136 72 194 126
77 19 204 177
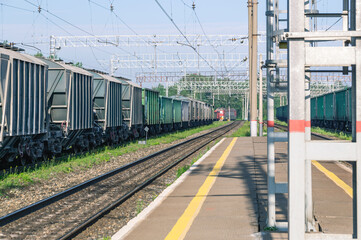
0 123 233 217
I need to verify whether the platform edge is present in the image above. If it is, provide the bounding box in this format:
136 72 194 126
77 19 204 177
111 138 227 240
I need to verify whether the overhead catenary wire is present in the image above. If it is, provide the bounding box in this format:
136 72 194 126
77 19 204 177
88 0 172 75
154 0 220 75
192 6 228 73
24 0 154 73
0 2 35 13
39 12 108 71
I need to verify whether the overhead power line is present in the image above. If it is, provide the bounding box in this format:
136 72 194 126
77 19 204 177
192 7 228 73
23 0 153 73
154 0 219 74
0 2 35 13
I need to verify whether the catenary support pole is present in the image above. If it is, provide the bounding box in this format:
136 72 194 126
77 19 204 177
259 54 263 136
248 0 253 130
250 0 258 136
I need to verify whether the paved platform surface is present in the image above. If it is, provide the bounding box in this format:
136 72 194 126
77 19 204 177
113 136 353 240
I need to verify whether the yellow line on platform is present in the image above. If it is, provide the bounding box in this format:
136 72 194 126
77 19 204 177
164 137 238 240
312 160 353 198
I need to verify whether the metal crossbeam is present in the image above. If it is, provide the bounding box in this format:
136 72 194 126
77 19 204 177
136 70 351 97
110 52 248 69
50 34 253 48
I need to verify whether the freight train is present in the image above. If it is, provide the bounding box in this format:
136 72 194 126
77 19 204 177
215 108 237 121
0 46 216 166
276 87 352 131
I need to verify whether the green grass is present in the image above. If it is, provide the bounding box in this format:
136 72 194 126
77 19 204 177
229 121 251 137
275 119 351 140
136 199 144 215
98 237 111 240
274 119 287 127
311 126 351 140
264 226 278 232
0 122 230 196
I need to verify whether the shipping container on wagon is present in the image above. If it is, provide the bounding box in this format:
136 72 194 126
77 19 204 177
0 47 48 161
172 98 182 124
117 79 143 129
142 88 160 127
160 96 173 125
89 70 123 129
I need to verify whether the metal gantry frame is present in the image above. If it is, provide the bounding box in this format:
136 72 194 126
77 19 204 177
267 0 361 238
109 52 248 70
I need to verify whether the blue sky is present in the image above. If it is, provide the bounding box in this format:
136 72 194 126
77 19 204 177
0 0 343 79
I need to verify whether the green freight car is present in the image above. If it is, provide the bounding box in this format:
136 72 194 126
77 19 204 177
276 87 352 131
172 98 182 130
160 96 173 132
142 88 160 134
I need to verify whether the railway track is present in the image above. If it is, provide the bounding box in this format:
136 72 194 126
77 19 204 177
0 121 240 239
274 123 331 140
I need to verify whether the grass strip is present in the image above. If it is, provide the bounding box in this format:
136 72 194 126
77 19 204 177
229 121 250 137
0 122 230 196
274 119 351 140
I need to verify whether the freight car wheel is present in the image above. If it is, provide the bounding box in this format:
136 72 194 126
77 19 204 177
72 146 80 155
19 157 27 167
42 153 49 162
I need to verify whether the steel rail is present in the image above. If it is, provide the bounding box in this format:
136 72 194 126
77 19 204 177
0 121 239 229
274 123 331 140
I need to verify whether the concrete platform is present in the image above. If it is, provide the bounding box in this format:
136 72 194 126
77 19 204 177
112 136 354 240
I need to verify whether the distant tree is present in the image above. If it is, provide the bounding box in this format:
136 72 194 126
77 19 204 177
34 52 43 57
48 54 58 60
73 62 83 68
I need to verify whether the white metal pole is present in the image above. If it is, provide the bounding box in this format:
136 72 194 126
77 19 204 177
266 0 276 227
288 0 306 237
304 0 315 232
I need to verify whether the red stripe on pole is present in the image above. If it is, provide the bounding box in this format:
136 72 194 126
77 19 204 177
267 121 275 127
357 121 361 133
305 121 311 128
289 120 305 132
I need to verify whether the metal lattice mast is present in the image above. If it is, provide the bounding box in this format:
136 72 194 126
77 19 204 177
285 0 360 238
